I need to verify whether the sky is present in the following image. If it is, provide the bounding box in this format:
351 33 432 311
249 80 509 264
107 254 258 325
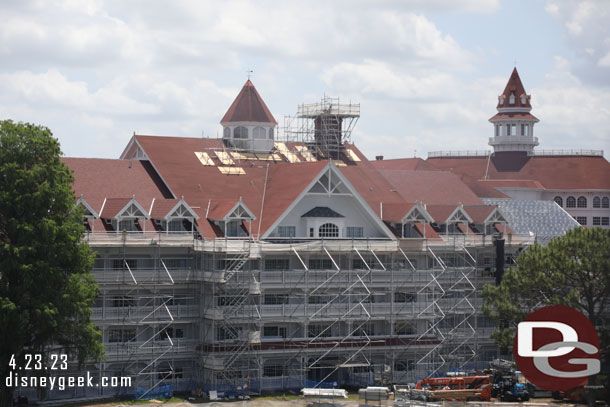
1 0 609 160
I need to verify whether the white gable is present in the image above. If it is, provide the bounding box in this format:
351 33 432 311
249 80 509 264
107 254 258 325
263 162 395 240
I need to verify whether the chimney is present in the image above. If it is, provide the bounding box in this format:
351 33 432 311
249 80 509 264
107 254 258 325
375 155 384 161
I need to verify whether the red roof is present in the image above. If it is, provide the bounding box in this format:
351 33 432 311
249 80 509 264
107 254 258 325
497 67 531 109
427 152 610 191
375 169 484 206
463 205 497 223
99 198 133 218
62 158 173 232
132 135 327 238
207 199 241 220
370 158 439 171
149 198 180 219
489 112 538 122
221 80 277 124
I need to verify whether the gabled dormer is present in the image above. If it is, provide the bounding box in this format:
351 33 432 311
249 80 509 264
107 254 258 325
221 80 278 153
150 197 199 234
400 203 434 238
75 196 99 232
100 197 149 232
207 199 256 238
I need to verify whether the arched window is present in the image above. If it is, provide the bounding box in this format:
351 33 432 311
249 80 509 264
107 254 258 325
234 126 248 139
223 127 230 138
318 223 339 238
603 197 609 208
509 92 515 105
253 127 266 139
566 196 576 208
577 196 587 208
554 196 563 207
593 196 601 208
268 128 274 139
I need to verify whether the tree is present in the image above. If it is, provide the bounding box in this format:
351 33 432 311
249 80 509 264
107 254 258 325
0 120 103 407
483 227 610 353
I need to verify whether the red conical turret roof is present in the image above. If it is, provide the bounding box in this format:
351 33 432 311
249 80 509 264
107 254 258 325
221 80 277 124
497 67 531 109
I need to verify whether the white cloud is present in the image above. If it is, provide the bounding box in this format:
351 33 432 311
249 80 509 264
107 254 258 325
545 0 610 86
533 57 610 152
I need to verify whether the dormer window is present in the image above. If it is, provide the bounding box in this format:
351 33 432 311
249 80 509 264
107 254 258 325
223 127 230 138
268 128 274 139
509 91 515 105
521 95 526 104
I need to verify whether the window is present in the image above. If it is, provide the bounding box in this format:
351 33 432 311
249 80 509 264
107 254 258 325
394 322 415 335
575 216 587 225
593 217 601 226
264 293 288 305
168 219 184 232
223 127 230 138
118 219 137 231
265 258 290 271
495 125 499 137
577 196 587 208
268 128 274 139
394 292 416 303
318 223 339 238
253 127 267 139
554 196 563 207
593 197 601 208
346 226 364 238
308 324 331 338
566 196 576 208
602 217 609 226
309 227 314 237
602 197 609 208
521 124 528 136
233 126 248 139
278 226 296 237
395 360 415 372
108 328 136 343
308 295 332 304
112 296 135 307
309 258 333 270
263 326 286 338
509 91 515 105
263 364 284 377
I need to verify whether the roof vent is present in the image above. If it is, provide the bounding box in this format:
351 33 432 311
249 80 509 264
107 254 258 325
376 155 384 161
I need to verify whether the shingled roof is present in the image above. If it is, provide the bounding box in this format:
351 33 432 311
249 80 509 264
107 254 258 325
220 79 277 124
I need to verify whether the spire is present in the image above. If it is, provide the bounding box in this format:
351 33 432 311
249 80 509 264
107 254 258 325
497 67 531 109
488 68 539 155
221 80 277 124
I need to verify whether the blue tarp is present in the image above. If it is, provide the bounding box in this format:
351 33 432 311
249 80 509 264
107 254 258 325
135 384 173 400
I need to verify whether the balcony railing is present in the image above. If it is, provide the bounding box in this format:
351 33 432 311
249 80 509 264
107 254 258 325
91 305 199 321
84 231 197 246
488 135 539 146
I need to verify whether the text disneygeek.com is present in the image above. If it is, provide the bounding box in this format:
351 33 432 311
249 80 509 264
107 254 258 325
5 371 132 391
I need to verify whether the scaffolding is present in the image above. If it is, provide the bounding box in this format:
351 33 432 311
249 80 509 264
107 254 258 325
283 96 360 161
197 235 507 393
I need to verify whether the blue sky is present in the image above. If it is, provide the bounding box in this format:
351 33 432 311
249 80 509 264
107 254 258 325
1 0 609 159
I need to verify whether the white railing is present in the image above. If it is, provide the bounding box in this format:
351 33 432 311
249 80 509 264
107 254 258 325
91 268 194 284
532 149 603 156
91 305 199 321
488 135 538 145
103 340 195 357
85 231 197 246
428 150 491 158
